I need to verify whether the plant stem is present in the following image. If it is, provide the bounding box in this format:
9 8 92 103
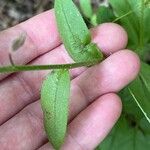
0 60 100 73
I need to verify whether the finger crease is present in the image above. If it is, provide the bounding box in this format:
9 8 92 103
68 132 87 150
15 74 34 99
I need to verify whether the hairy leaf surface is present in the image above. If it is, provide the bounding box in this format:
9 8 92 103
41 69 70 150
55 0 103 63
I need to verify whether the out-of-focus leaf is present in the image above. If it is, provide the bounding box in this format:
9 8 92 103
41 69 70 150
109 0 139 49
79 0 93 19
96 6 116 24
144 8 150 46
96 115 150 150
109 0 150 57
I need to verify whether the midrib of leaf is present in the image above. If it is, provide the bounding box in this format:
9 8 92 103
128 87 150 124
53 71 62 134
61 1 89 47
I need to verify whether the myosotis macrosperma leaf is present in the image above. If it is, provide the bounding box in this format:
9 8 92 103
54 0 103 63
41 69 70 150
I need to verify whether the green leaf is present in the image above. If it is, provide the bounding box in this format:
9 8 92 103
41 69 70 150
109 0 140 49
79 0 93 19
54 0 103 63
96 115 150 150
109 0 150 57
96 6 116 24
127 63 150 123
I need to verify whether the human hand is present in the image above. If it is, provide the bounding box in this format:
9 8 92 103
0 10 140 150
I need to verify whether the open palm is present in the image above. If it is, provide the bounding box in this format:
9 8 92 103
0 10 140 150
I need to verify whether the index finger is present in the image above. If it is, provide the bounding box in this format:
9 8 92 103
0 10 61 80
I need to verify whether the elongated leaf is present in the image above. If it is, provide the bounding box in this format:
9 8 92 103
41 69 70 150
54 0 103 63
80 0 93 19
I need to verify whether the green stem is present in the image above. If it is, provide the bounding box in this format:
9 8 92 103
0 60 100 73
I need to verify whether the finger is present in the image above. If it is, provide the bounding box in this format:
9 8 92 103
0 10 60 80
0 93 121 150
74 50 140 102
69 50 140 119
64 94 122 150
0 51 139 149
92 23 128 55
39 93 122 150
0 23 128 124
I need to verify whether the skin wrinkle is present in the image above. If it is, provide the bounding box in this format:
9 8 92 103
69 84 88 121
14 74 34 99
67 133 87 150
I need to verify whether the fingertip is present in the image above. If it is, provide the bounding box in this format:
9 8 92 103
115 49 141 81
91 23 128 55
101 93 122 119
99 49 140 92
